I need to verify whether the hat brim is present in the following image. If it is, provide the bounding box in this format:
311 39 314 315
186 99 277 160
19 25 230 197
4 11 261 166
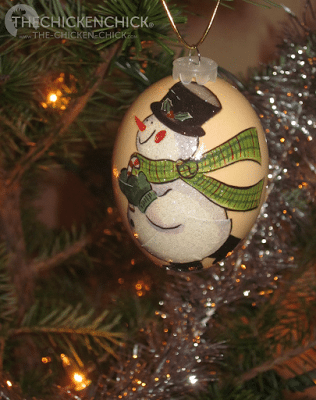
150 102 205 137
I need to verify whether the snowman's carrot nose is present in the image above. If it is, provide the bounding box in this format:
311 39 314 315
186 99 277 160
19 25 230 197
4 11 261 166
135 116 146 131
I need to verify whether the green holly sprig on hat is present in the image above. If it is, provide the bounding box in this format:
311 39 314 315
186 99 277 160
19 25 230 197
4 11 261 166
161 98 193 121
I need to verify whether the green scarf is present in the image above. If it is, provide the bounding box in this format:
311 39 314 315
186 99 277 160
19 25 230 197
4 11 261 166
131 127 265 211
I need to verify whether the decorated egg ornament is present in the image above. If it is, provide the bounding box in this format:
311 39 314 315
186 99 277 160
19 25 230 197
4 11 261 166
112 76 269 271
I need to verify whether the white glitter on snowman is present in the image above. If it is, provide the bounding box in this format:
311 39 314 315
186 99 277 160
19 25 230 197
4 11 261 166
119 82 263 271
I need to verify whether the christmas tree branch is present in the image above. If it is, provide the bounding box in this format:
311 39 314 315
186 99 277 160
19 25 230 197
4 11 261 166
0 116 30 146
8 42 120 186
7 323 126 361
8 326 125 342
0 337 5 372
31 235 91 275
29 220 111 275
241 340 316 382
0 176 33 317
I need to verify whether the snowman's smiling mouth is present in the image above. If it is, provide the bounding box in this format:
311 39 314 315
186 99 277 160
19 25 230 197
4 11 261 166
139 130 156 145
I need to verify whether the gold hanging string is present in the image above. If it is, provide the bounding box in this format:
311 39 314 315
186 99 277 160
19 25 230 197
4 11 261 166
160 0 221 52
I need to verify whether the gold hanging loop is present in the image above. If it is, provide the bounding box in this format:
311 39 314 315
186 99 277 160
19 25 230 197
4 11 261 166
189 47 201 64
160 0 221 51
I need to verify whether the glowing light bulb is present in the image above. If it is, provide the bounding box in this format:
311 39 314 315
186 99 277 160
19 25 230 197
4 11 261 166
61 354 91 391
72 372 91 391
61 353 71 366
49 93 58 102
189 375 198 384
73 373 83 383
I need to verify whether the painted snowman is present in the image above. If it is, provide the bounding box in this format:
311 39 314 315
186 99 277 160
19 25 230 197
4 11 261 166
119 82 264 271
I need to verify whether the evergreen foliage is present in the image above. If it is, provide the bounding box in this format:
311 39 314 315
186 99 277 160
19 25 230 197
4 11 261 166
0 0 188 394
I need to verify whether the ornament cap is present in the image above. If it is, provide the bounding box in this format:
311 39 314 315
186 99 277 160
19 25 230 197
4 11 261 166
173 56 218 85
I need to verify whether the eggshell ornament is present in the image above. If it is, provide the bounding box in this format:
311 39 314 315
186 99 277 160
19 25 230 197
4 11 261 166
112 76 269 271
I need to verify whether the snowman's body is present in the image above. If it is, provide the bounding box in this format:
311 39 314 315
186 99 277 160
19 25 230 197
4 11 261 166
127 114 231 264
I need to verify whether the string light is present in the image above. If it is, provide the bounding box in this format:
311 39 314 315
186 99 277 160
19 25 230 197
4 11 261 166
72 372 91 391
73 373 83 383
188 375 198 384
135 278 152 297
41 72 76 110
61 354 92 391
49 93 58 103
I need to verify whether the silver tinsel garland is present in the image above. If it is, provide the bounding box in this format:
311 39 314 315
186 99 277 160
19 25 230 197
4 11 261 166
28 2 316 399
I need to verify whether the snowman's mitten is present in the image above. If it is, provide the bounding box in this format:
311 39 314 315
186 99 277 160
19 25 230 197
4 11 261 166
119 170 157 212
119 169 133 201
137 172 158 213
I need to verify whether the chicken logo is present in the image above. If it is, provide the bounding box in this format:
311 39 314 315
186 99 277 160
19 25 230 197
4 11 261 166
5 4 39 37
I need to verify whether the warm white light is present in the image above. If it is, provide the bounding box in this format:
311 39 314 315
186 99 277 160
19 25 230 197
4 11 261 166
73 373 83 383
189 375 198 384
6 380 12 387
49 93 58 102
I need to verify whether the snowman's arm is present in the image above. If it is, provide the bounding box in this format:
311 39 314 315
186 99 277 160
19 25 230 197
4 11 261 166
145 189 189 228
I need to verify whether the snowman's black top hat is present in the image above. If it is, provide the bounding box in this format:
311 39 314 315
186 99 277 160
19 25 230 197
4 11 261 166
150 81 222 137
